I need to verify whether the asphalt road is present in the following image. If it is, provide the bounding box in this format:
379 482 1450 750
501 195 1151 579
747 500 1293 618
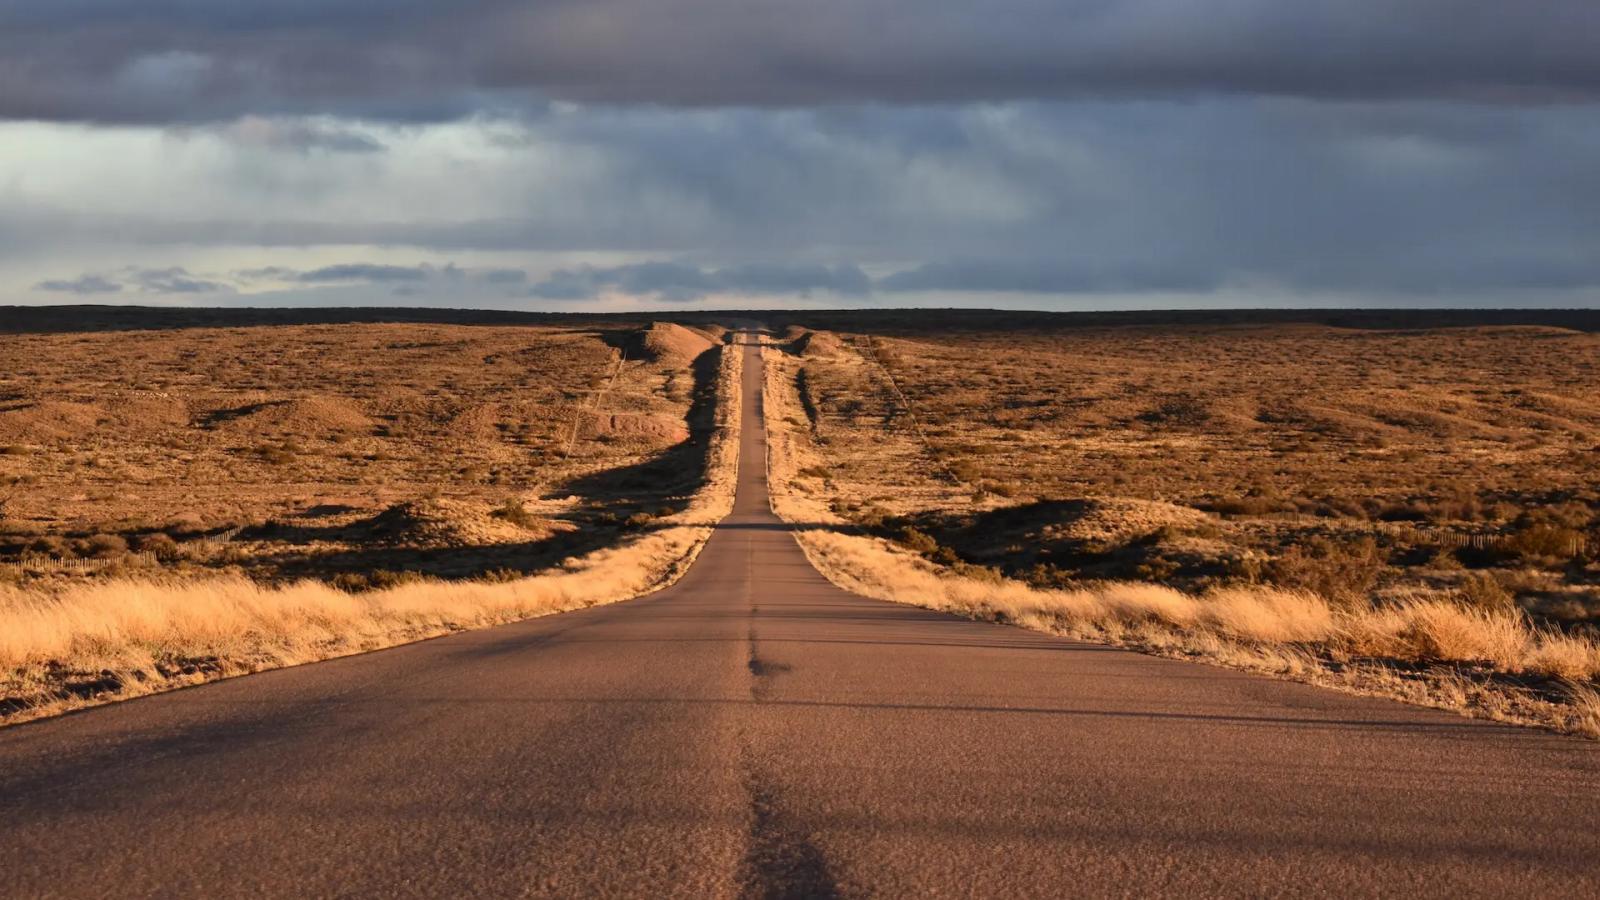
3 336 1599 898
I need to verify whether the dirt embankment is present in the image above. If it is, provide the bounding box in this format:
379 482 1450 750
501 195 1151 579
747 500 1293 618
627 322 717 365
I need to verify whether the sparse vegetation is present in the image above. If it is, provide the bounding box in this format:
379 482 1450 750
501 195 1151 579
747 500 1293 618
491 498 540 529
0 315 717 587
762 313 1600 635
0 313 742 724
761 321 1600 738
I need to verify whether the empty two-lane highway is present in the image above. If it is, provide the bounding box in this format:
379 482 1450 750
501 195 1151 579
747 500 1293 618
2 336 1598 898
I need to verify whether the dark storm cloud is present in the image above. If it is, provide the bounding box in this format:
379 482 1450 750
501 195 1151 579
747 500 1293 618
528 262 872 301
477 268 528 285
717 263 873 297
10 99 1600 303
877 261 1224 294
295 263 432 283
33 274 122 294
234 266 298 282
130 266 232 293
4 2 1600 123
218 262 475 285
32 267 231 295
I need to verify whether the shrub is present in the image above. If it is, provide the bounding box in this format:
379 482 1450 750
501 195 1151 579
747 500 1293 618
253 443 297 465
80 534 129 560
134 532 182 561
28 535 71 558
1264 535 1384 605
332 569 425 592
852 505 892 530
1426 548 1464 570
947 459 983 483
1135 558 1182 581
1209 496 1297 517
491 498 539 529
1224 555 1266 583
980 480 1021 498
1455 571 1516 615
893 527 940 555
1503 524 1585 562
947 560 1004 584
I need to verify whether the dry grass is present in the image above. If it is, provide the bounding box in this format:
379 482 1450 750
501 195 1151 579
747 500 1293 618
0 335 741 724
761 336 1600 737
0 315 722 587
768 311 1600 632
1571 683 1600 739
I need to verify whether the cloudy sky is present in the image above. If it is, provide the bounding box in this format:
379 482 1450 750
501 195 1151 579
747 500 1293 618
3 1 1598 310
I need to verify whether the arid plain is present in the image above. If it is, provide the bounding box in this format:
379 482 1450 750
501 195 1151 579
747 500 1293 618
0 310 741 718
2 307 1598 737
4 310 1600 898
759 309 1600 736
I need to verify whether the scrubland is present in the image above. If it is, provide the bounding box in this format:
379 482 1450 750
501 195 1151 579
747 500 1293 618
0 313 738 721
760 313 1600 737
0 316 720 584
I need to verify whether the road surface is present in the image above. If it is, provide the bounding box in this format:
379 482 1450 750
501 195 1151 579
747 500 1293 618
3 335 1599 898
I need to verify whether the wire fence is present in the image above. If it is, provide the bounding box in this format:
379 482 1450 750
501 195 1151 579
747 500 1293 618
1227 515 1590 557
565 347 628 456
1408 529 1589 557
2 551 161 575
849 336 970 490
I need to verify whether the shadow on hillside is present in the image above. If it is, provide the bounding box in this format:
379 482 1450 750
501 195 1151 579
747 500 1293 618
245 346 725 584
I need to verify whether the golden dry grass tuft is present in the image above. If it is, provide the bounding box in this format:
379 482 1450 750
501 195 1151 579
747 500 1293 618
1571 683 1600 739
0 339 742 724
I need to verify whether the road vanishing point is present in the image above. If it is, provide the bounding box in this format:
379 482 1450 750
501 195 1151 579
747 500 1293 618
3 335 1599 898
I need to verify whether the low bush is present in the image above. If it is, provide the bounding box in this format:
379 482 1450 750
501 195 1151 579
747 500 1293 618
892 526 941 555
1263 536 1386 605
1455 571 1516 615
28 535 70 558
478 567 524 583
253 443 298 465
79 534 129 560
1208 496 1298 517
332 568 426 593
133 532 182 561
491 498 539 529
1503 524 1586 562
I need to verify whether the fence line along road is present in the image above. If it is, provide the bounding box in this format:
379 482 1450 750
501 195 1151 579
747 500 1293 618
849 335 971 491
